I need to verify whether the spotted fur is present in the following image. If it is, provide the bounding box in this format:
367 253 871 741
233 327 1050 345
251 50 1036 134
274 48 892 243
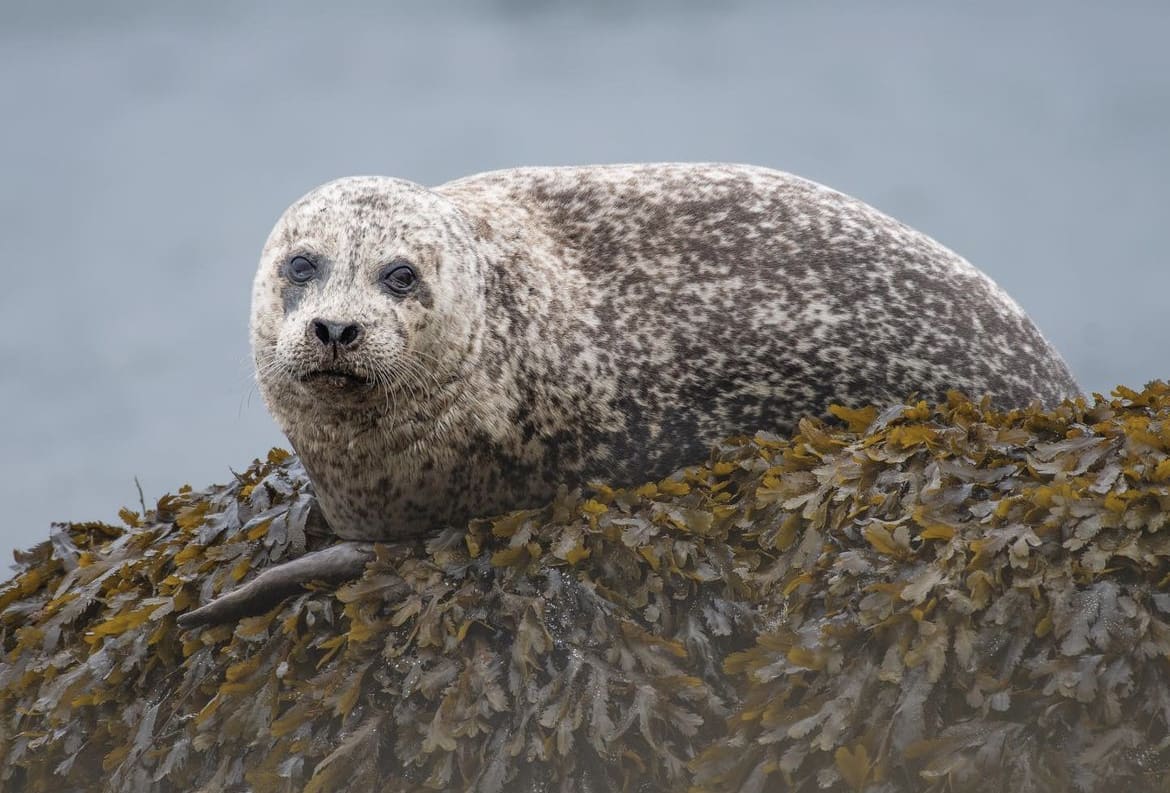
252 163 1081 543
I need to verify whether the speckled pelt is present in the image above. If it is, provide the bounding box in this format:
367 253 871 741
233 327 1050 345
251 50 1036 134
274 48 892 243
182 163 1080 625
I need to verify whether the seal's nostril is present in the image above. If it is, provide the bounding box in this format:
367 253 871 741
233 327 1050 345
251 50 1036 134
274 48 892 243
311 318 363 348
312 319 332 345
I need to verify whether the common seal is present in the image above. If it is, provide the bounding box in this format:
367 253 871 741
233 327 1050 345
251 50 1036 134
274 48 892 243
179 163 1080 626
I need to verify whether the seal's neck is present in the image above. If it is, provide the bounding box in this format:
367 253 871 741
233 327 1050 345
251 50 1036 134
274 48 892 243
276 373 467 456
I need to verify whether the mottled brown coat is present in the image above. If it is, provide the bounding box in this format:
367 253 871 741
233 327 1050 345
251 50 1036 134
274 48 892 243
251 163 1078 544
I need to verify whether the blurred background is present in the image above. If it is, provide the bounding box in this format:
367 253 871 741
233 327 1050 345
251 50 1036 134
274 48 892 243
1 0 1168 564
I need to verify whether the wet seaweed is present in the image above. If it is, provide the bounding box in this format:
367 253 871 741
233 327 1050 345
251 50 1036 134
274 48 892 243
4 385 1170 792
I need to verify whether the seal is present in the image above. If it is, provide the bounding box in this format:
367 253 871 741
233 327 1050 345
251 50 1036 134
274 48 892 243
179 163 1080 626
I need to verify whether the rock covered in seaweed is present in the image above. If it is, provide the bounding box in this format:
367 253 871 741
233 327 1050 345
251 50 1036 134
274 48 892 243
4 385 1170 792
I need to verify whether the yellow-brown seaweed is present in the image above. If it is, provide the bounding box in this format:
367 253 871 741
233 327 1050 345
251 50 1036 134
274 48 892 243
4 385 1170 792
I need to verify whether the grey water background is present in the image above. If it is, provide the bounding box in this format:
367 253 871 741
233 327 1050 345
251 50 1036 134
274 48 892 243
1 0 1168 566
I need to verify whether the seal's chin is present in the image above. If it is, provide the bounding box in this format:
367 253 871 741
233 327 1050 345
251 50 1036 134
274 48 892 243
300 368 373 390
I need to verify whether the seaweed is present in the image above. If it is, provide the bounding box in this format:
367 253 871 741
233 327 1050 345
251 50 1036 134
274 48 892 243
4 385 1170 792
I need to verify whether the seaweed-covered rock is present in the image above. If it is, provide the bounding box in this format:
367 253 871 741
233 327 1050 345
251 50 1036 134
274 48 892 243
4 385 1170 792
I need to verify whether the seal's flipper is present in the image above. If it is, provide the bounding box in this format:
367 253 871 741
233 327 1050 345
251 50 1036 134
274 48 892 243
177 542 374 628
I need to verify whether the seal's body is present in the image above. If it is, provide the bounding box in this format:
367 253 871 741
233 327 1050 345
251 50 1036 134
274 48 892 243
179 164 1080 626
253 163 1078 542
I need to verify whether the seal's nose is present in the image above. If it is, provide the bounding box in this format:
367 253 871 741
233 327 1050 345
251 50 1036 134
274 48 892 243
311 318 363 349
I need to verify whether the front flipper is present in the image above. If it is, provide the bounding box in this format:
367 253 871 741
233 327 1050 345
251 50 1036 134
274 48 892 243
177 542 375 628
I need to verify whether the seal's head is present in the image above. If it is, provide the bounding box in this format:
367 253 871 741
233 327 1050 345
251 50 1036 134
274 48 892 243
250 176 486 445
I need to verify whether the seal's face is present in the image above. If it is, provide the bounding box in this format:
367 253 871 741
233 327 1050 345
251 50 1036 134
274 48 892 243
251 176 485 443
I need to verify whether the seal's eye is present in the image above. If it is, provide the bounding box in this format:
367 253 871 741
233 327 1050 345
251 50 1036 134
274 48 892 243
286 256 317 284
381 262 417 296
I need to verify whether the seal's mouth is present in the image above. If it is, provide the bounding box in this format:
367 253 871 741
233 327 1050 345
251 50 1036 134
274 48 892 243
301 368 373 388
